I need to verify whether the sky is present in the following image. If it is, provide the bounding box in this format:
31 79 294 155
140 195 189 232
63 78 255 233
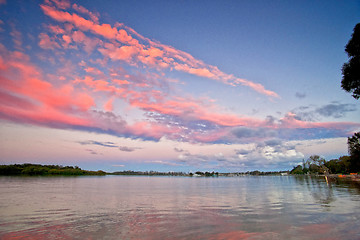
0 0 359 173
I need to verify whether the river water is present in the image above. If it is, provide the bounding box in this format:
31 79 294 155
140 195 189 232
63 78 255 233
0 175 359 239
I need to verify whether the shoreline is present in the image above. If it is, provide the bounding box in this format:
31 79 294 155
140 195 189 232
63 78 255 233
326 174 360 182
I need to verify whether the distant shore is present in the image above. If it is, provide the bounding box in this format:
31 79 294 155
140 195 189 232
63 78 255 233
326 173 360 182
0 164 106 176
1 164 359 182
0 164 289 177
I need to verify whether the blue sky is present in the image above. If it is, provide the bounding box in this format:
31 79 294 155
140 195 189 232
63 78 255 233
0 0 359 172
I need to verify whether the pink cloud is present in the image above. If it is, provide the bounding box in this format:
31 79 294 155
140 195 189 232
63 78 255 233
192 129 229 143
98 44 139 62
113 79 130 85
74 76 120 93
40 1 279 98
104 97 114 112
279 112 360 130
10 25 22 50
0 54 7 70
126 121 180 140
93 23 118 39
61 34 72 48
0 90 37 110
48 0 70 9
116 29 132 43
72 3 99 23
48 25 65 34
69 64 261 129
235 78 280 98
71 30 86 41
71 30 101 53
1 43 358 143
41 4 118 39
173 63 216 79
1 1 357 145
84 66 104 77
39 32 61 49
125 91 265 128
0 47 95 128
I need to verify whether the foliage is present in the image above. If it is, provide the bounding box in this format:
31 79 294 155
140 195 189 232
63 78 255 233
194 171 218 177
308 155 325 166
290 155 326 175
243 171 288 176
290 154 358 175
341 23 360 99
301 159 309 174
309 155 329 174
290 139 360 175
110 170 187 176
348 132 360 156
290 165 303 174
0 164 106 176
324 156 351 174
348 132 360 172
308 163 322 174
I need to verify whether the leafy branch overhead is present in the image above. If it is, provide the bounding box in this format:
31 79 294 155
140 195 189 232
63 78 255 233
342 23 360 99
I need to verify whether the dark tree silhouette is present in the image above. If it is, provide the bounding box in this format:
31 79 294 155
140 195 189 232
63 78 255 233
348 132 360 156
342 23 360 99
348 132 360 172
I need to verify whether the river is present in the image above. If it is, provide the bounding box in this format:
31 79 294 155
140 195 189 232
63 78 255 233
0 175 359 239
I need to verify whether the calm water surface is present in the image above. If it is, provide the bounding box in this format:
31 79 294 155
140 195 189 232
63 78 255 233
0 175 359 239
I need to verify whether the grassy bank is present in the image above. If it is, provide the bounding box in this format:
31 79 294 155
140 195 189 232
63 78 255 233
0 164 106 176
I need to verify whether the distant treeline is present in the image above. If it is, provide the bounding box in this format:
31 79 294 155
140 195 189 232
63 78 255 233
193 171 219 177
110 170 187 176
0 164 106 176
191 171 288 176
111 170 288 177
239 170 289 176
290 155 360 175
0 165 290 177
291 132 360 175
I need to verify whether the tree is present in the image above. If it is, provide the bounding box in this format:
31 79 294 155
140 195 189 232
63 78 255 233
301 159 309 174
341 23 360 99
308 155 328 175
309 164 321 174
348 132 360 172
290 165 304 174
309 155 325 166
348 132 360 157
338 156 352 173
324 157 350 174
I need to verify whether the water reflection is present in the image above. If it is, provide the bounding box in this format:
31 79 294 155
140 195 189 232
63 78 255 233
0 176 359 239
293 175 360 208
293 176 335 207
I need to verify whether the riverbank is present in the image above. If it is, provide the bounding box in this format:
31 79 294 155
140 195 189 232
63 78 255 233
327 173 360 182
0 164 106 176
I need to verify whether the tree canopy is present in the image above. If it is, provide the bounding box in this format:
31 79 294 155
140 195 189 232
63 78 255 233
348 132 360 172
0 164 106 176
341 23 360 99
290 132 360 175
